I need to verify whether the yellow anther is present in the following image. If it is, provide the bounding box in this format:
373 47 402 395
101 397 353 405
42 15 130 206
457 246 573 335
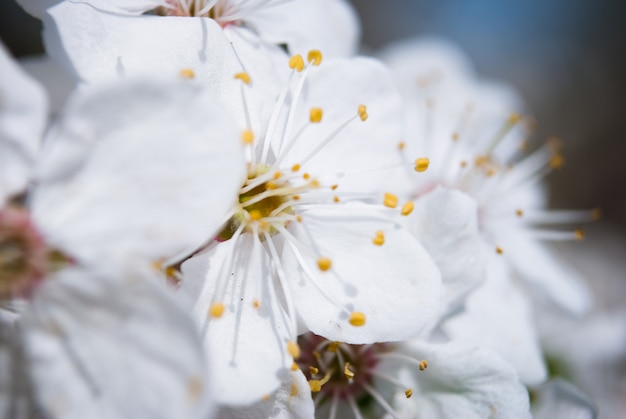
516 209 524 217
460 160 468 168
303 173 310 180
317 257 332 271
575 228 585 240
307 50 323 66
508 113 522 124
291 362 299 371
398 141 406 150
486 168 496 177
591 207 602 221
344 362 355 380
259 220 269 230
331 184 338 190
292 164 301 172
234 72 251 84
242 129 254 144
273 171 283 180
266 181 277 190
252 299 260 309
405 389 413 398
290 382 299 397
372 230 385 246
287 341 301 359
293 195 300 201
452 132 459 141
495 246 504 255
401 201 415 216
383 192 398 209
309 366 319 375
414 157 430 172
419 360 428 371
312 351 321 359
475 155 489 167
550 154 565 169
209 303 225 318
179 68 195 79
310 180 320 188
249 210 262 221
309 107 323 123
349 312 366 327
327 342 340 352
333 196 340 203
289 54 305 72
262 394 271 401
296 215 303 222
357 104 368 121
187 377 203 402
309 380 322 392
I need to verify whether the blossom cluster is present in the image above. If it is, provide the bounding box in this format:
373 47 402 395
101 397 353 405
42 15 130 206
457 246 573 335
0 1 603 418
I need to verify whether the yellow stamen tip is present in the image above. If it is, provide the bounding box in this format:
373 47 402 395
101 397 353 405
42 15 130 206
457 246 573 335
252 299 260 309
209 303 225 318
550 154 565 169
309 380 322 392
349 312 366 327
414 157 430 172
290 382 299 397
591 207 602 221
234 72 251 84
309 366 319 375
287 340 301 359
398 141 406 150
516 209 524 217
242 129 254 144
296 215 303 223
291 362 299 371
179 68 195 79
372 230 385 246
333 196 340 203
508 113 522 124
575 228 585 241
405 389 413 398
309 107 323 123
317 257 332 272
289 54 305 72
452 132 459 141
344 362 355 380
495 246 504 255
273 171 283 180
307 50 323 66
383 192 399 209
292 164 301 172
401 201 415 216
303 173 310 180
248 210 262 221
357 104 368 121
327 342 340 352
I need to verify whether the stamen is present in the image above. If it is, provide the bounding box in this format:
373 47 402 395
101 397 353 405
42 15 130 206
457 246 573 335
343 362 355 380
209 302 225 318
349 312 366 327
414 157 430 172
179 68 195 79
310 107 323 123
234 72 251 84
241 129 254 144
495 246 504 255
317 257 332 271
288 54 305 72
357 104 368 121
383 193 398 208
372 230 385 246
419 359 428 371
287 340 301 359
400 201 415 216
405 389 413 398
307 50 323 66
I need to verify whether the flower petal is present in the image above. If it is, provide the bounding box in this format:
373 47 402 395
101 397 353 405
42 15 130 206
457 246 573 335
21 265 214 419
282 204 442 343
181 234 292 406
532 379 597 419
381 340 531 419
30 78 244 266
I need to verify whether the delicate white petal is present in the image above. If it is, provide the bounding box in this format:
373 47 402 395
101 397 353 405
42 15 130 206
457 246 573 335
0 43 47 203
442 256 547 385
31 78 244 265
410 187 485 317
381 341 531 419
181 235 292 406
282 204 442 343
246 0 360 58
498 232 592 315
21 266 213 419
19 54 77 116
278 57 404 193
216 370 315 419
532 380 597 419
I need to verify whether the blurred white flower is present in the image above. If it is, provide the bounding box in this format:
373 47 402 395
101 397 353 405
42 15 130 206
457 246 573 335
180 54 444 405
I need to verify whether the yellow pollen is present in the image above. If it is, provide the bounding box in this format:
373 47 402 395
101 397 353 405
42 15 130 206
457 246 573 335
292 164 301 172
414 157 430 172
312 351 321 359
591 208 602 221
262 394 271 401
452 132 459 141
291 382 298 397
508 113 522 124
179 68 195 79
357 104 368 121
187 377 203 402
248 210 263 221
398 141 406 150
309 380 322 393
252 299 260 309
287 341 301 359
495 246 504 255
241 130 254 144
234 72 251 84
550 154 565 169
209 303 225 318
372 230 385 246
575 228 585 240
349 312 366 327
486 168 496 177
309 107 323 123
309 366 319 375
331 184 338 190
310 180 320 188
265 181 277 190
293 195 300 201
273 171 283 180
419 360 428 371
259 220 269 230
303 173 310 180
296 215 303 222
307 50 323 66
289 54 305 72
344 362 355 380
516 209 524 217
333 196 340 203
327 342 340 352
475 155 489 167
317 257 332 271
460 160 468 168
291 362 299 371
383 192 399 208
405 389 413 398
401 201 415 216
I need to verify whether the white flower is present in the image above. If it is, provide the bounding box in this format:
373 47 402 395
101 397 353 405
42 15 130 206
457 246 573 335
180 54 443 405
285 332 530 419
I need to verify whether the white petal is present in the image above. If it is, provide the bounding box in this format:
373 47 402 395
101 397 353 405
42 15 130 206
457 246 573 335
442 256 547 385
410 187 485 316
282 204 442 343
181 234 292 406
216 370 315 419
21 266 214 419
381 341 531 419
532 380 596 419
0 43 47 203
245 0 360 58
277 57 405 193
31 78 244 265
